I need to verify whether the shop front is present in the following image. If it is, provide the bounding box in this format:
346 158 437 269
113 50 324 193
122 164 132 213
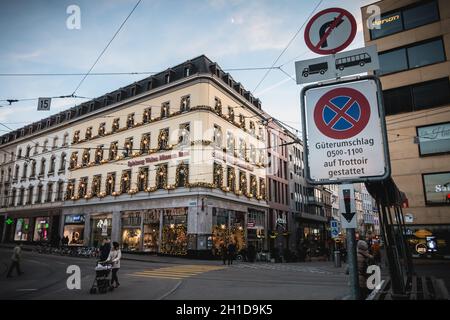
7 212 60 244
63 214 85 246
121 211 142 252
33 217 51 242
247 209 266 252
404 224 450 257
161 208 188 255
13 218 32 241
90 213 112 247
298 220 326 256
143 209 160 252
211 208 246 256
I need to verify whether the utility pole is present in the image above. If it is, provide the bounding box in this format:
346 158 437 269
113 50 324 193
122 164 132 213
339 184 360 300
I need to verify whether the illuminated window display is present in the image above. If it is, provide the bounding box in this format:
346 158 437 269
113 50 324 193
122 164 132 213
161 208 188 255
33 217 50 242
143 210 160 252
63 214 85 246
91 215 112 247
122 228 141 251
14 218 31 241
211 209 245 256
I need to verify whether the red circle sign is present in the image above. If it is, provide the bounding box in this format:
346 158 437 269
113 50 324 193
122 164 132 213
314 87 370 139
304 7 357 55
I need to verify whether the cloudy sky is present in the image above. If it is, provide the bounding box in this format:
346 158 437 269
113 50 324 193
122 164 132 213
0 0 374 135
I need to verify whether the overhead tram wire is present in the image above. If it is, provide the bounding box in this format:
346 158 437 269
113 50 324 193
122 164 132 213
252 0 323 93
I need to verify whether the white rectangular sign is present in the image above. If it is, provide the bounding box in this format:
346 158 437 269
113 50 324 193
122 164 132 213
339 184 357 229
295 45 379 85
302 77 389 183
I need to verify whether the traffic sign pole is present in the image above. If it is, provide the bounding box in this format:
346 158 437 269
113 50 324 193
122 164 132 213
347 228 360 300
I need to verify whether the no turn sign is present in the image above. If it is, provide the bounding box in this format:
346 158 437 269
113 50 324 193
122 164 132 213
301 76 390 184
304 7 357 55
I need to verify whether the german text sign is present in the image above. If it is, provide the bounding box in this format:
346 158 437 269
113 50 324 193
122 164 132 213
301 77 390 184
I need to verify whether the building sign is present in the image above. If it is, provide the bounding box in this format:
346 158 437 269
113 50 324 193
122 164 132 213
128 151 190 167
301 76 390 184
417 122 450 156
423 172 450 205
64 214 85 224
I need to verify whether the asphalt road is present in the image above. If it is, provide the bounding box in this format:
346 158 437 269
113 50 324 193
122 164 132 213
0 248 349 300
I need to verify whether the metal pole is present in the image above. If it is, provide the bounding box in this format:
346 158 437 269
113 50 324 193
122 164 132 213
346 228 360 300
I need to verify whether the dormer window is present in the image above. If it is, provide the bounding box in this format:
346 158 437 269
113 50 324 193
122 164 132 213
131 86 136 96
184 67 190 77
143 108 151 123
116 92 121 102
127 113 135 128
180 96 190 112
165 74 170 84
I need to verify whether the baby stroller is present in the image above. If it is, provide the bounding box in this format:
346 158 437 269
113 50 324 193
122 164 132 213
89 261 114 294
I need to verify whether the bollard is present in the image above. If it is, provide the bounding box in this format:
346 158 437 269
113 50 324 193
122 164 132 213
334 250 341 268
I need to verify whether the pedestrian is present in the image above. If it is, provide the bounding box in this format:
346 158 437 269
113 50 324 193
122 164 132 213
357 240 374 300
247 244 256 263
7 243 24 278
227 242 236 265
106 242 122 288
220 242 227 265
99 238 111 261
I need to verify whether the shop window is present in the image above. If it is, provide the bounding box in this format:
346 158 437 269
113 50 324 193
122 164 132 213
158 128 169 150
178 123 190 145
63 215 85 246
161 208 188 255
161 102 170 118
422 172 450 205
210 125 222 148
112 118 120 133
143 108 151 124
109 141 119 160
73 130 80 144
106 173 116 195
78 177 88 198
417 122 450 156
227 166 235 192
250 175 257 196
227 132 235 156
82 149 90 167
95 146 103 164
138 167 149 191
127 113 135 128
176 162 189 187
214 97 222 114
92 175 101 196
239 171 247 194
98 122 106 136
120 170 131 193
227 106 234 122
123 138 133 158
91 216 112 247
69 152 78 169
180 95 190 112
14 218 31 241
122 212 142 252
140 133 150 154
143 210 160 252
60 153 67 171
85 126 93 140
156 163 168 189
213 162 223 188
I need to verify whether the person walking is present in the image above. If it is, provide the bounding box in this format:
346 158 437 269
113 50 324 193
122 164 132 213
7 243 24 278
99 238 111 262
220 242 228 265
227 242 236 265
357 240 374 299
106 242 122 288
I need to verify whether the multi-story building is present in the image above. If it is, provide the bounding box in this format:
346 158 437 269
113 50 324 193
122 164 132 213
362 0 450 254
0 55 270 256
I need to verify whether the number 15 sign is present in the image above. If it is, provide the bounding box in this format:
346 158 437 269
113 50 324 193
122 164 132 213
37 97 52 111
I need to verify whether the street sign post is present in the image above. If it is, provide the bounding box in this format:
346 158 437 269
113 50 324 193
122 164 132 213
330 220 340 238
304 7 357 55
301 76 390 184
295 45 380 84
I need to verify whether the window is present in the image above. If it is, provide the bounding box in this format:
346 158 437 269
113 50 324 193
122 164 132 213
14 165 19 180
27 186 34 205
249 121 255 135
109 141 119 160
30 161 36 178
370 1 439 40
227 166 235 192
56 181 64 201
140 133 150 154
383 78 450 115
10 188 16 206
17 148 22 159
82 149 90 166
250 175 257 196
26 145 31 158
158 128 169 150
180 96 190 112
214 97 222 114
49 156 56 174
98 123 106 136
213 162 223 187
417 122 450 156
239 171 247 193
138 167 149 191
63 133 69 146
156 164 168 189
239 114 245 128
127 113 135 128
239 138 246 160
120 170 131 193
112 118 120 133
95 146 104 164
123 138 133 157
184 67 190 77
19 188 25 205
143 108 151 124
176 162 189 187
85 127 93 140
60 153 67 171
407 39 445 69
46 183 53 202
52 137 58 150
78 177 88 198
91 175 101 196
70 152 78 169
259 178 266 199
34 143 39 155
161 102 170 118
227 106 234 122
73 131 80 144
178 123 190 145
43 140 48 152
377 48 408 75
227 132 235 155
422 172 450 205
106 173 116 195
213 125 222 147
250 144 256 163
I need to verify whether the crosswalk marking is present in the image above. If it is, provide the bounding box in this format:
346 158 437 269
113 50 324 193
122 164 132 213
127 264 226 280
